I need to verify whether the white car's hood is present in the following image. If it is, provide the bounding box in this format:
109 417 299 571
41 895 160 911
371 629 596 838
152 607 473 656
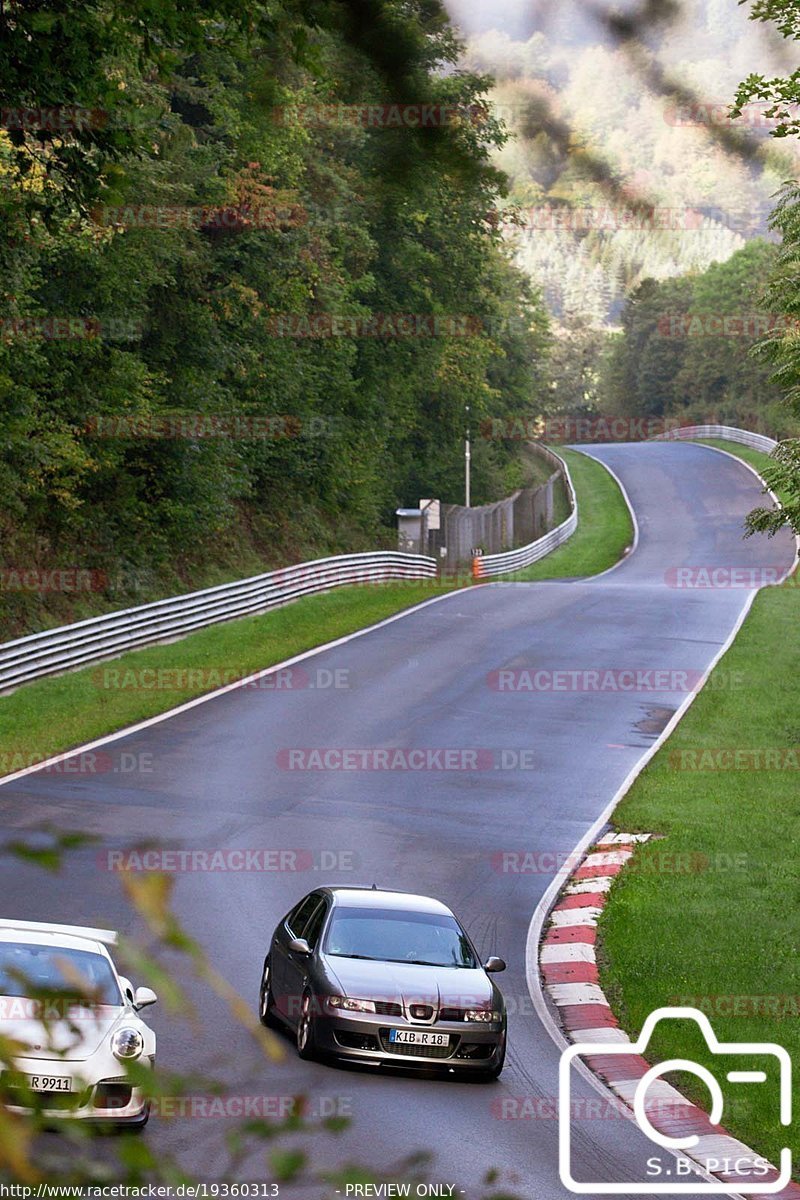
0 999 128 1061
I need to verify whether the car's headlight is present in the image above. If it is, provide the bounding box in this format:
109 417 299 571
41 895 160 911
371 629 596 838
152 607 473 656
111 1027 145 1060
464 1009 501 1023
327 996 376 1013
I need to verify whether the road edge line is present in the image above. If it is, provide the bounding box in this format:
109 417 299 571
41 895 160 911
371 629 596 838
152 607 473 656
524 446 800 1197
0 587 466 789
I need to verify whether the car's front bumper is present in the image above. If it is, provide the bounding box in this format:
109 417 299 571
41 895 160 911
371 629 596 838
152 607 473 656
2 1057 153 1124
314 1009 505 1071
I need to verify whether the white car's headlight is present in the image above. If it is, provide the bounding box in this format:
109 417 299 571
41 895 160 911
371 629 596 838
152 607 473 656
464 1009 501 1023
327 996 376 1013
111 1027 145 1060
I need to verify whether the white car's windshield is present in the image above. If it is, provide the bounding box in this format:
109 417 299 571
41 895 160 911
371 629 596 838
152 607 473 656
0 943 122 1004
324 907 477 968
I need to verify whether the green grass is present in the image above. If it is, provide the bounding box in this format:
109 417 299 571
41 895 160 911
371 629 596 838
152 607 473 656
600 438 799 1172
509 448 634 580
0 443 634 772
0 581 456 770
695 438 778 481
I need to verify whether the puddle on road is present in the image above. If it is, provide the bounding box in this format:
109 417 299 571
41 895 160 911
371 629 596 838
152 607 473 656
634 704 676 738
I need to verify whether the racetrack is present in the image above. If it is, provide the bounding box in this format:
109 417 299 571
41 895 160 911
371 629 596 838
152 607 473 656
1 441 795 1197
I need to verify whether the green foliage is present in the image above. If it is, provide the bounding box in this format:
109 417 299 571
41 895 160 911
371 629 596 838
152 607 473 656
734 0 800 135
0 0 550 638
599 240 798 434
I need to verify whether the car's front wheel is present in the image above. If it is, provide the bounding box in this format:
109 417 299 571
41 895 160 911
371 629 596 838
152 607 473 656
259 959 278 1028
296 992 317 1060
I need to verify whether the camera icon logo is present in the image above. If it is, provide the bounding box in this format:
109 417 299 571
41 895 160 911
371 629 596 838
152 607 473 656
559 1006 792 1193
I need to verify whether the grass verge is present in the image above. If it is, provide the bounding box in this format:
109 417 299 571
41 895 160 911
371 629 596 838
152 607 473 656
0 582 456 772
600 439 798 1173
0 443 634 772
509 447 634 581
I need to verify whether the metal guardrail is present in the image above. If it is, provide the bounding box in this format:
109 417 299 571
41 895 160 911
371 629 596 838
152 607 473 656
473 446 578 577
0 552 437 693
652 424 778 454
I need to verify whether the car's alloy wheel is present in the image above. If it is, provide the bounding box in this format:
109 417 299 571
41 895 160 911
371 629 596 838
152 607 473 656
259 960 278 1028
296 992 317 1060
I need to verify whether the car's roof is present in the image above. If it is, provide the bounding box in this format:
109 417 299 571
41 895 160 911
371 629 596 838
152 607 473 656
326 888 453 915
0 928 111 956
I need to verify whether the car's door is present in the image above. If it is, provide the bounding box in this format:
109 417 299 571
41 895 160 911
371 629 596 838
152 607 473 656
283 894 329 1026
271 893 320 1019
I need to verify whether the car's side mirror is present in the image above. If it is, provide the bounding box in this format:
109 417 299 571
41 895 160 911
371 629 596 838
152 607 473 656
133 986 158 1010
484 956 506 973
118 975 135 1004
288 937 312 956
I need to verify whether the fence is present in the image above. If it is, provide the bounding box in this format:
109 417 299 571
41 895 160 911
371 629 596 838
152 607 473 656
432 474 561 565
652 424 778 453
473 446 578 577
0 552 437 693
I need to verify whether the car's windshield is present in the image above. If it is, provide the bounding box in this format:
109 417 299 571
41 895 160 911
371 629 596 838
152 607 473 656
0 943 123 1005
324 907 477 968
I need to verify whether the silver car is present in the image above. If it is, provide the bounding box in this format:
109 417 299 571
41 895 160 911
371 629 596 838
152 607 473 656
259 887 506 1080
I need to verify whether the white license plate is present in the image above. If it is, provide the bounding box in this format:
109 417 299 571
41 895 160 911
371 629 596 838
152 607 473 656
25 1075 71 1093
389 1029 449 1047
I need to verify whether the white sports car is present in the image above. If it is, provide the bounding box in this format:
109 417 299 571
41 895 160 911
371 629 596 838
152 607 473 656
0 918 157 1129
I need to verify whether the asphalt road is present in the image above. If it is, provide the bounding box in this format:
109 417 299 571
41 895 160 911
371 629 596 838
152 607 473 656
0 441 795 1197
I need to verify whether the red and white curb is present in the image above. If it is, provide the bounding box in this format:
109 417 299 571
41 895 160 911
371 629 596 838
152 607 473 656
541 832 799 1198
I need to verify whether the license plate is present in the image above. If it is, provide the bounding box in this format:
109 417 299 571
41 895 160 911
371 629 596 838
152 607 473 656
25 1075 71 1093
389 1029 449 1047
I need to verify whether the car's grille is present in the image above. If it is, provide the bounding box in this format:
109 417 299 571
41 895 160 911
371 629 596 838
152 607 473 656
374 1001 403 1017
438 1007 466 1021
379 1032 454 1059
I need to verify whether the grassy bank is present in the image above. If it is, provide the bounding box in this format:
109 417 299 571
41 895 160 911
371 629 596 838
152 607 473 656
510 448 634 581
0 582 455 772
600 439 798 1171
0 443 635 773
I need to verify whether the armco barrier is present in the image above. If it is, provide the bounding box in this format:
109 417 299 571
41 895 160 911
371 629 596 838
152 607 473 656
473 446 578 577
0 552 437 693
652 423 778 453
